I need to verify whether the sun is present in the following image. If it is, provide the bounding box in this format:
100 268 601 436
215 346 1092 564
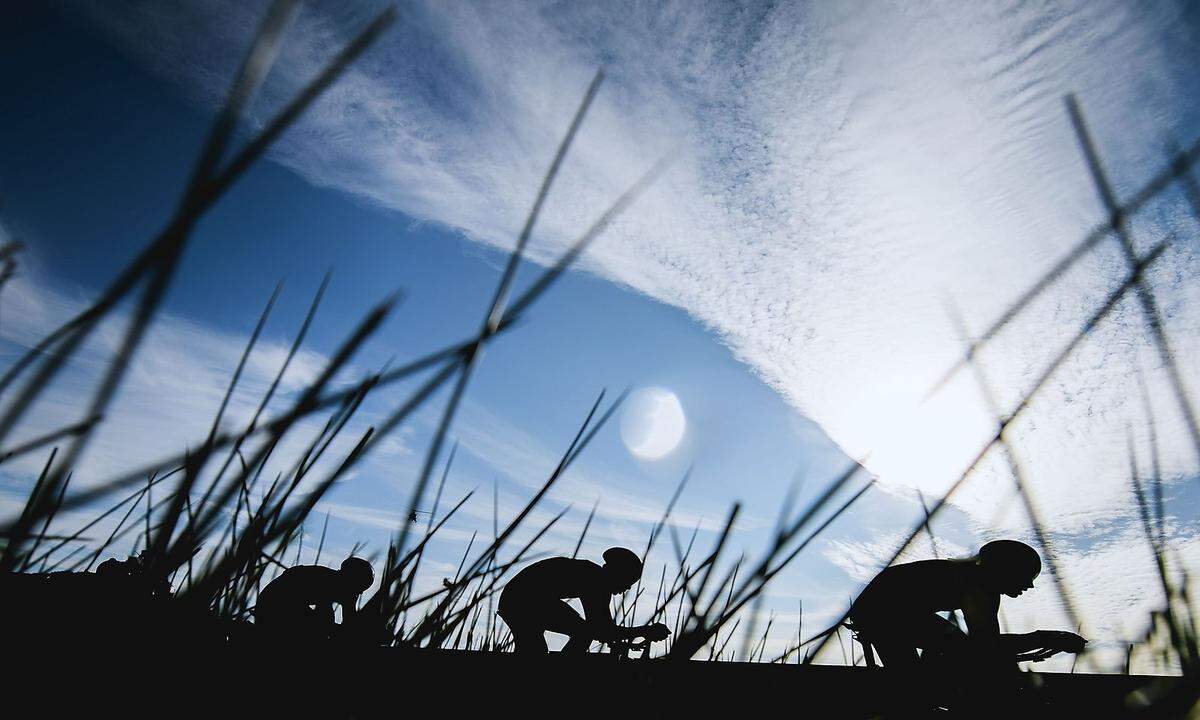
620 387 687 460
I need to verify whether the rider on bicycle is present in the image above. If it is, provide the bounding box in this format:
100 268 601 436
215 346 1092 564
499 547 670 655
848 540 1086 670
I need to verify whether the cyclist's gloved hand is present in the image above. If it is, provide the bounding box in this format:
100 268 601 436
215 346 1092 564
643 622 670 641
1014 648 1058 663
1037 630 1087 654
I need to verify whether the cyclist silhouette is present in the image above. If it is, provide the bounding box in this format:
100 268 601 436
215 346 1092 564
848 540 1086 671
255 556 374 641
499 547 669 654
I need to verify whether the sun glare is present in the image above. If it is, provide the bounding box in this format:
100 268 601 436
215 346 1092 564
829 382 995 498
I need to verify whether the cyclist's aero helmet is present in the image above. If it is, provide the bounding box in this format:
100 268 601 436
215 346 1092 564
979 540 1041 581
602 547 642 584
340 556 375 591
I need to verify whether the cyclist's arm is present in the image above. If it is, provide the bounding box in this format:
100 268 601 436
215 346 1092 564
338 593 359 622
962 591 1007 664
581 592 627 642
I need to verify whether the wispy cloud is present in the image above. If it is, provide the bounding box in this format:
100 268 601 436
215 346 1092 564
80 0 1200 530
0 274 347 484
452 398 760 532
37 0 1200 653
0 269 733 587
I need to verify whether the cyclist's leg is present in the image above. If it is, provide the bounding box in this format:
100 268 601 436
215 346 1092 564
511 624 550 654
499 610 550 654
542 600 591 654
851 612 920 668
872 634 921 668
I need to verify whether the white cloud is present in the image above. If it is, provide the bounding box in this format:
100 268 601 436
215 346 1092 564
0 271 738 600
451 398 759 533
79 0 1200 527
38 0 1200 659
0 273 373 493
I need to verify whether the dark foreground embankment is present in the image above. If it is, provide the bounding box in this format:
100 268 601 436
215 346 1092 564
3 571 1193 718
8 643 1193 718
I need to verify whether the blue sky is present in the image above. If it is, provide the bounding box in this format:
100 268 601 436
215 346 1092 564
2 1 1199 668
0 1 859 649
